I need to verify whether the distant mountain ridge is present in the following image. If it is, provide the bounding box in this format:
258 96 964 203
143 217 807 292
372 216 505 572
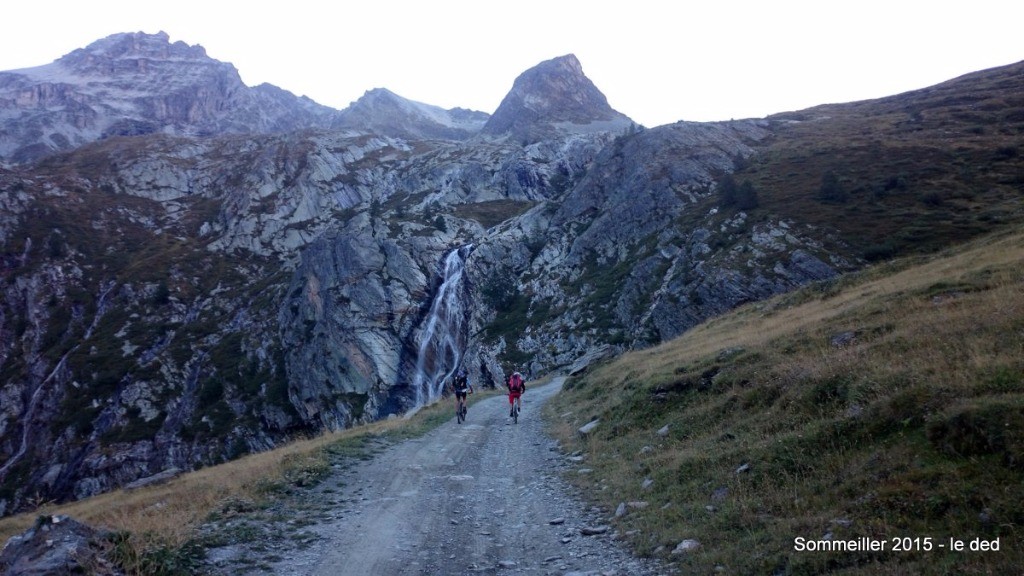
331 88 489 141
0 32 639 165
0 31 340 163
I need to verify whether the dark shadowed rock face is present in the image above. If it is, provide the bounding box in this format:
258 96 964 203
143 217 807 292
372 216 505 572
0 516 120 575
481 54 635 142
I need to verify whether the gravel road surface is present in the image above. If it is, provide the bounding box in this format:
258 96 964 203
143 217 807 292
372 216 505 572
204 377 668 575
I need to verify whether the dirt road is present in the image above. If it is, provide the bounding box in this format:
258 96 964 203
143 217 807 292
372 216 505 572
208 377 666 575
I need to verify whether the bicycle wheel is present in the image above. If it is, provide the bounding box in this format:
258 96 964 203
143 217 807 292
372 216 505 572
456 404 464 424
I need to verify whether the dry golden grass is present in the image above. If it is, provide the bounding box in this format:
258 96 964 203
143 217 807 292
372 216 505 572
546 228 1024 574
602 228 1023 383
0 431 332 545
0 393 473 567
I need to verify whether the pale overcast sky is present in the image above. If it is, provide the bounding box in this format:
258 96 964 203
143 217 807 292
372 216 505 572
3 1 1022 127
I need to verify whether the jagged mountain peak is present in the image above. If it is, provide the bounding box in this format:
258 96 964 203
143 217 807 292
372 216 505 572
534 53 586 76
481 53 634 142
59 31 212 68
9 30 233 92
358 87 403 101
332 87 488 141
27 30 242 99
0 31 341 165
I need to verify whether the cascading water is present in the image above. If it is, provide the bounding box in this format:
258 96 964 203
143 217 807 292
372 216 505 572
411 245 473 406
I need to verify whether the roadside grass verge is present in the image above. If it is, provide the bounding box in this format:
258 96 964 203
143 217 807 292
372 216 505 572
0 390 498 574
545 228 1024 575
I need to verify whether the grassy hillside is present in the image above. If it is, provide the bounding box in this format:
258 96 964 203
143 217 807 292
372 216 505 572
739 60 1024 262
545 228 1023 575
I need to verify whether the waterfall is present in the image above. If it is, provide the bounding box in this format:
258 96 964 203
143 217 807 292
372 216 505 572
411 245 472 406
0 281 116 480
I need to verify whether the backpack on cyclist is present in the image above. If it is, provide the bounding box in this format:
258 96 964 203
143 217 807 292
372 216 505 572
508 372 524 393
453 371 470 393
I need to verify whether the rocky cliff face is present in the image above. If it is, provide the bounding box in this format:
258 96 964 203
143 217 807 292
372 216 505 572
0 35 865 515
0 31 335 165
481 54 636 143
464 120 851 376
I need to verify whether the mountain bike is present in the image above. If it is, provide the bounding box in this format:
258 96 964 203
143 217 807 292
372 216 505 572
511 395 521 424
456 396 468 424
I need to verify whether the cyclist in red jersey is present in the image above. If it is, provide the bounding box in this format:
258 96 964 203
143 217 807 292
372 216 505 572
507 371 525 417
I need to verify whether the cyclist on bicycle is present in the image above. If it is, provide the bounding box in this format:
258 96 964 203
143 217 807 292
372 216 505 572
507 371 525 417
451 369 473 415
